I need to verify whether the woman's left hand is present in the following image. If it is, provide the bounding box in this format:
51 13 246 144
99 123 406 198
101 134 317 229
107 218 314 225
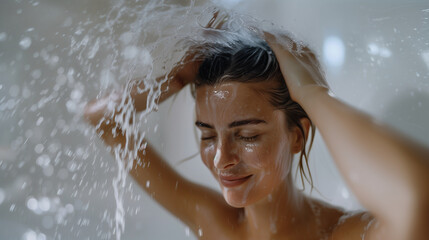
266 30 429 240
264 32 329 105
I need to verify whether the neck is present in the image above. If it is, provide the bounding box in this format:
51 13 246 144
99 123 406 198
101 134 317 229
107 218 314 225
243 177 308 238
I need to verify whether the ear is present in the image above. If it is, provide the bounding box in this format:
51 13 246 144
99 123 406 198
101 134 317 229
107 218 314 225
291 118 311 154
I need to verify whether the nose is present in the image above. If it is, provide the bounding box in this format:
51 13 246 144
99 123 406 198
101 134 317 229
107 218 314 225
214 139 239 170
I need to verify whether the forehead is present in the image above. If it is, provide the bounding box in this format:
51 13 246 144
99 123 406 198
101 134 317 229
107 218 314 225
195 82 278 122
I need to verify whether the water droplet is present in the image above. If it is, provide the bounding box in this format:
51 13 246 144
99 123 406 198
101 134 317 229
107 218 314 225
341 187 350 199
34 144 44 154
6 99 16 110
67 161 77 172
87 38 99 59
22 230 37 240
198 228 203 237
70 89 82 100
379 48 392 58
66 100 77 113
0 32 7 42
119 32 133 45
27 197 38 211
0 188 5 205
38 197 51 212
122 46 139 59
19 37 32 50
31 69 41 79
49 55 59 65
146 180 150 188
65 203 74 213
36 154 50 167
36 117 43 126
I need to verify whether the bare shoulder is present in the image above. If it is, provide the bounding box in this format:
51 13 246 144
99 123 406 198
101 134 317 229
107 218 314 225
329 210 374 240
305 198 373 240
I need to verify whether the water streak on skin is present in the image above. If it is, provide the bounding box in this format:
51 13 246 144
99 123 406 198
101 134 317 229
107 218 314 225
213 147 221 167
240 173 262 205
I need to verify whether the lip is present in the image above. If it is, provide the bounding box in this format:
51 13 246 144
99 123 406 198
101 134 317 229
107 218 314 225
218 174 253 188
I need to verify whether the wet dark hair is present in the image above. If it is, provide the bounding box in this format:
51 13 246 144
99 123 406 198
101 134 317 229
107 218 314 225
193 39 317 190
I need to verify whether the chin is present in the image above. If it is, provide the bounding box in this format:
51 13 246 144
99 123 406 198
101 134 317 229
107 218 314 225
222 187 254 208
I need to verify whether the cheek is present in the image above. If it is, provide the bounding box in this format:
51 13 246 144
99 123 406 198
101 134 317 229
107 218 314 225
200 143 215 168
241 137 292 175
240 143 265 169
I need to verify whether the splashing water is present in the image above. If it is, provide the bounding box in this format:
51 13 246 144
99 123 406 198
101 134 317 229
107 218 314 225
95 2 296 239
1 0 429 239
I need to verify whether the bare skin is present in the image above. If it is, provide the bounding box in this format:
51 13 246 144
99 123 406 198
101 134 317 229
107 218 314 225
84 29 429 240
265 32 429 239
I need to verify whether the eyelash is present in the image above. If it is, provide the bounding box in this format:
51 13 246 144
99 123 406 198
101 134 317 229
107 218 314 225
201 136 215 141
200 135 259 142
239 135 258 142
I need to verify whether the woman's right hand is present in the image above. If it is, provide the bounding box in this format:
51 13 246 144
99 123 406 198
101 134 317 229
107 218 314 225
84 9 229 129
168 9 229 89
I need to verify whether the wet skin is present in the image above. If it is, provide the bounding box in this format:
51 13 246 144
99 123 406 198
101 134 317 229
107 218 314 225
195 81 295 208
86 31 429 238
194 81 354 239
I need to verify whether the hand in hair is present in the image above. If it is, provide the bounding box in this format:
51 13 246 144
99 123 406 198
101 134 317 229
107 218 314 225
266 30 429 240
264 32 329 105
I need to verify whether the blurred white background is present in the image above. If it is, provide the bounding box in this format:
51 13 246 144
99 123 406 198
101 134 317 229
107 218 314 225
1 0 428 239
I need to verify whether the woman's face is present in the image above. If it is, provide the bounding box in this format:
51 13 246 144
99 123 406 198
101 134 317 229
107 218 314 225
195 81 295 207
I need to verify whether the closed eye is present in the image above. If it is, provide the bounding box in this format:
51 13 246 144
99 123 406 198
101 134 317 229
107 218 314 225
201 136 216 141
238 135 259 142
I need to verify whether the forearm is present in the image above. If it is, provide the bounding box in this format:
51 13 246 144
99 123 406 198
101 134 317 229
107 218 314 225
130 74 187 112
300 87 429 233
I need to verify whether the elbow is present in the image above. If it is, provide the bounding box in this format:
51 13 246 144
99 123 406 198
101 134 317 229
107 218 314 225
406 201 429 240
83 100 101 126
83 93 120 126
404 170 429 240
413 179 429 239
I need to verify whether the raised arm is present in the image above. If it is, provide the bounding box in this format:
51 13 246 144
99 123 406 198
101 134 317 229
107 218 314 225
83 46 236 235
265 33 429 240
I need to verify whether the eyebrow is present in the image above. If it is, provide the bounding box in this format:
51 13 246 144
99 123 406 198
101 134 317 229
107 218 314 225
195 118 267 129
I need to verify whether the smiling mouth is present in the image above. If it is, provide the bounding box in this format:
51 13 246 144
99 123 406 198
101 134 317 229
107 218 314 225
219 175 253 188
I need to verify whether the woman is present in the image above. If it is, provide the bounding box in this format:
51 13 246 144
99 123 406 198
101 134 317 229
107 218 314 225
84 17 429 239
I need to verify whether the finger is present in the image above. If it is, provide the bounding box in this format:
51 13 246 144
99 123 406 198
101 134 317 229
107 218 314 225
206 10 219 28
213 12 228 30
205 10 228 30
263 31 276 43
